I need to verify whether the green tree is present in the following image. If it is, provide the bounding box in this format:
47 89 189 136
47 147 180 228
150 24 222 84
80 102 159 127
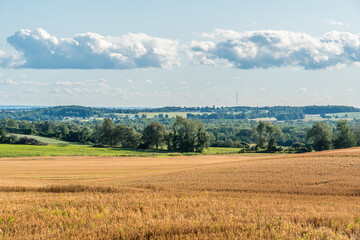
0 129 6 143
253 122 283 150
66 127 92 143
56 124 70 139
170 117 209 152
112 124 141 148
333 120 355 149
306 122 332 151
266 123 283 151
94 118 115 146
195 126 210 152
353 126 360 147
255 121 269 148
165 130 174 150
142 122 168 149
41 121 56 137
94 119 141 147
0 129 17 144
1 118 18 128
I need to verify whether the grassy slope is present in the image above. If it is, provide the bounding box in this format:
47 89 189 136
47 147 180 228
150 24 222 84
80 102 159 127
0 144 241 158
11 133 71 144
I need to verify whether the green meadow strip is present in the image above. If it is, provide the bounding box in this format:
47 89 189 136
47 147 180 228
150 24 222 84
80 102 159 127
0 144 241 158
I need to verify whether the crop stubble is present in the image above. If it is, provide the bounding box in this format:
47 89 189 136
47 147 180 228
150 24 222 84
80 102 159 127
0 148 359 239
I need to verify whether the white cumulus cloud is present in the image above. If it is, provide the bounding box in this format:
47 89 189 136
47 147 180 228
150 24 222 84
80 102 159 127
188 29 360 70
2 28 179 69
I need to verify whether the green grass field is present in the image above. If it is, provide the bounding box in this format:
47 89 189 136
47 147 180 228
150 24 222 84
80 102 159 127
0 144 241 158
304 112 360 121
0 133 241 158
325 112 360 119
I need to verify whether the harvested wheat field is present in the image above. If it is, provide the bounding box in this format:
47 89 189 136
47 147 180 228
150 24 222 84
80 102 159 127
0 148 360 239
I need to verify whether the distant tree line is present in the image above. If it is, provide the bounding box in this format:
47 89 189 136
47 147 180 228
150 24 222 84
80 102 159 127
0 105 358 121
303 106 359 114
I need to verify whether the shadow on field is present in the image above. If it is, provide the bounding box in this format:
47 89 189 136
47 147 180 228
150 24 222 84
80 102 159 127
0 185 123 193
108 147 187 156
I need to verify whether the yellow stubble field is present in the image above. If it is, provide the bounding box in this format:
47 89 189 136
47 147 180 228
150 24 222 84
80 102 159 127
0 148 359 239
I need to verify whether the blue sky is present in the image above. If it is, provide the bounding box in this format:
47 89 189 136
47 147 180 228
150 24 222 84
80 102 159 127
0 0 360 107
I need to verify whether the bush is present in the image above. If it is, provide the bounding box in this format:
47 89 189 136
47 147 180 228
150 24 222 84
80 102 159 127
292 142 305 148
296 147 309 153
92 143 105 148
266 146 283 153
17 137 47 146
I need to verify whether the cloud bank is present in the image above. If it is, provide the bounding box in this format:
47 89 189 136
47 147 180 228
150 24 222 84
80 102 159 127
1 28 360 70
188 29 360 70
3 28 179 69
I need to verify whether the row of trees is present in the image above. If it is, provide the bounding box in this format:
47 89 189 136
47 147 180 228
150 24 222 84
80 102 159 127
2 115 360 153
250 120 360 152
89 119 360 152
94 117 210 152
306 120 357 151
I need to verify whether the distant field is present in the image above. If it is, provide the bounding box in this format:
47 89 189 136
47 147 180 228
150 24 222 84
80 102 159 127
0 144 240 158
81 112 205 120
325 111 360 119
66 112 205 121
252 117 277 122
64 111 360 122
305 112 360 121
304 114 322 121
114 111 204 119
0 148 359 239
